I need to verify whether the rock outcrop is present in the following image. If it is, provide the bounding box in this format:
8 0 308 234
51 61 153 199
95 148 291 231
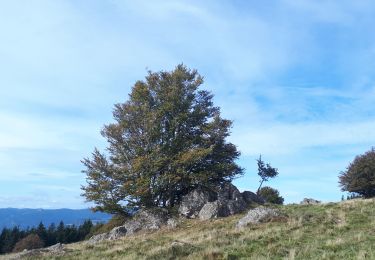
217 182 243 201
198 201 222 220
89 208 169 243
89 183 265 243
300 198 321 205
89 225 128 244
88 233 109 244
178 188 216 218
242 191 265 204
236 207 281 228
180 182 263 220
124 208 169 235
9 243 66 259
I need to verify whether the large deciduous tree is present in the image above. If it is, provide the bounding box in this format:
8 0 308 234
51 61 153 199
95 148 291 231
339 148 375 198
81 65 243 215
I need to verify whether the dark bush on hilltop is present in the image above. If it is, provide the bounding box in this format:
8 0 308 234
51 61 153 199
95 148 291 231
257 186 284 205
82 65 243 215
339 148 375 198
12 234 44 252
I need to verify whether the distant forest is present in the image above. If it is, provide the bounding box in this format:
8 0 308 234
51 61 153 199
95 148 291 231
0 220 98 254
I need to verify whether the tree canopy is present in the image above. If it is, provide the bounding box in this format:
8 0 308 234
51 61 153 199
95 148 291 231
339 148 375 198
82 65 243 215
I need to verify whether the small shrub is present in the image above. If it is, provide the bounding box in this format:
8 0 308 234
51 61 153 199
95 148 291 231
257 186 284 205
12 234 44 252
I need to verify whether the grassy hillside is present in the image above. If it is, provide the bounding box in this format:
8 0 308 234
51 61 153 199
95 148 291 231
3 199 375 259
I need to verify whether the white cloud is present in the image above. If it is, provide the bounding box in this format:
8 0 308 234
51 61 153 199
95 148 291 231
0 111 101 150
232 121 375 156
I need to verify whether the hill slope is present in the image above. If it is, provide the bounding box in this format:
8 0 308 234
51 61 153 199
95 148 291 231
3 199 375 259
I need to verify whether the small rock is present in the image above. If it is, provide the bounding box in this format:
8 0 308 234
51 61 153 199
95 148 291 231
171 241 187 247
167 218 179 229
107 226 127 240
88 226 128 244
88 233 109 244
236 207 281 228
46 243 65 253
300 198 321 205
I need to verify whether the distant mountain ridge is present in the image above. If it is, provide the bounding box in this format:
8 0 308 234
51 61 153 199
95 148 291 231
0 208 112 229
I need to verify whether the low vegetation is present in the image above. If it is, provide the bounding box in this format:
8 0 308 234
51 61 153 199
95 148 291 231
0 220 97 255
257 186 284 205
5 198 374 259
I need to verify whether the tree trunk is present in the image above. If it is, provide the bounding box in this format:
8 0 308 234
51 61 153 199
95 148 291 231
257 179 265 194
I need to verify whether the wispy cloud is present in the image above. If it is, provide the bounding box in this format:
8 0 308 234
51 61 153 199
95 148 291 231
232 121 375 156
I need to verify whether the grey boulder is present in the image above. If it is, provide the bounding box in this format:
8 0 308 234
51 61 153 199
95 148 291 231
180 182 263 220
89 208 169 243
198 183 249 220
198 201 222 220
178 188 216 218
217 182 243 201
236 207 281 228
9 243 66 259
242 191 265 204
107 226 128 240
88 225 128 244
124 208 169 235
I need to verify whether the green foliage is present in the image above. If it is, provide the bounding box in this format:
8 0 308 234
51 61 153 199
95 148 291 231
256 155 279 193
339 148 375 198
257 186 284 205
0 220 95 255
82 65 243 215
0 227 22 254
36 222 47 245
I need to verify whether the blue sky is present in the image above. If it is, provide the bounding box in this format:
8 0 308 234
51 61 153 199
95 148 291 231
1 0 375 208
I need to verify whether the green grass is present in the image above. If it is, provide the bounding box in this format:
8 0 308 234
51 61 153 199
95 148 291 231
5 198 375 259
